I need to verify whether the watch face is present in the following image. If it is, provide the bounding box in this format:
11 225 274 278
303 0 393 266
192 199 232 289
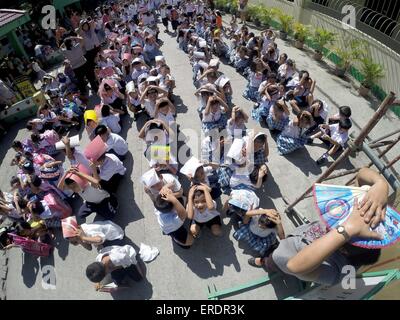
337 226 345 233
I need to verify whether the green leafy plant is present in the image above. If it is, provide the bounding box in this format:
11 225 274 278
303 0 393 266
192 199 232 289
215 0 228 10
247 4 263 23
330 39 366 71
228 0 238 14
278 13 294 33
360 56 385 89
313 28 336 53
259 7 279 27
293 23 312 42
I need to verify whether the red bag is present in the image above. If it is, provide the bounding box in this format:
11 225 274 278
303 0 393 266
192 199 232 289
9 234 52 257
44 193 72 219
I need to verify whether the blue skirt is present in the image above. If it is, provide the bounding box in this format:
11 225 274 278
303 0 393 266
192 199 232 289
251 103 271 122
243 85 259 102
201 113 228 133
233 223 278 256
266 115 290 132
277 134 308 155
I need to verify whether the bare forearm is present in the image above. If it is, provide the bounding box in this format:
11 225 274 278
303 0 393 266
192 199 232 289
287 229 346 275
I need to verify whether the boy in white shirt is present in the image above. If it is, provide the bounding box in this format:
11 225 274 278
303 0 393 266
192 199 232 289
187 184 222 238
86 245 143 289
91 153 127 194
310 118 353 166
154 191 194 248
100 104 121 134
94 125 128 160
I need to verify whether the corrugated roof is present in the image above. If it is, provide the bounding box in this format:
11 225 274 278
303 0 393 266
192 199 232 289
0 9 27 29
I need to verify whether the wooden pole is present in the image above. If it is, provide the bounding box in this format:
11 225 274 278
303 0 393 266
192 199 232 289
285 92 397 214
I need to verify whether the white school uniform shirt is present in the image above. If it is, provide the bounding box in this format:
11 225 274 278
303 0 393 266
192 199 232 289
131 67 148 81
154 208 184 234
282 120 304 139
193 200 220 223
99 153 127 181
196 4 204 15
79 184 110 204
81 220 124 243
101 114 121 134
318 101 329 122
262 36 274 54
142 14 155 26
143 99 157 118
249 72 264 88
149 173 181 196
106 133 128 156
156 111 175 124
329 123 349 147
160 8 167 18
278 64 295 80
249 215 277 238
227 119 246 137
96 245 137 268
230 167 253 189
202 109 222 123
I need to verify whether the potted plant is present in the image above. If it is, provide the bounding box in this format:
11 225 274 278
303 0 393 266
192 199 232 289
247 4 259 23
293 23 312 49
229 0 238 15
215 0 228 11
277 13 294 40
312 28 336 61
329 40 366 77
260 7 279 29
254 6 268 27
358 57 385 97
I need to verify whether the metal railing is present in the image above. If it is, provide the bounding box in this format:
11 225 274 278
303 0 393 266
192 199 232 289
306 0 400 53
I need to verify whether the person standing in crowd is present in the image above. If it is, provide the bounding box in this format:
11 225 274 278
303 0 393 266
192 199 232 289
78 19 101 92
60 36 97 96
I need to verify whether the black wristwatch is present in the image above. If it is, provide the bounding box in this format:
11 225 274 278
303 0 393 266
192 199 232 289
336 225 351 241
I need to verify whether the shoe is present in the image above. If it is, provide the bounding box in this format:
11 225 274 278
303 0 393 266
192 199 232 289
306 138 314 145
316 154 328 166
248 257 264 268
81 242 93 251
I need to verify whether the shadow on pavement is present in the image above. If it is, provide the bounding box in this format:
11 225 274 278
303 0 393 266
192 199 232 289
172 221 241 279
283 147 322 177
21 253 40 288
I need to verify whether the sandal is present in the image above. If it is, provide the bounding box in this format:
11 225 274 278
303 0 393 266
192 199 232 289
248 257 264 268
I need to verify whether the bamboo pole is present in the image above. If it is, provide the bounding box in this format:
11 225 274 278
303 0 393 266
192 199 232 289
285 92 397 214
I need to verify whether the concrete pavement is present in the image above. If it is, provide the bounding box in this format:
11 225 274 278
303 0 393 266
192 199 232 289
1 19 399 300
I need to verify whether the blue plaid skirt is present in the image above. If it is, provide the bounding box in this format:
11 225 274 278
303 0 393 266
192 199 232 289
277 134 308 155
243 85 260 102
217 166 233 194
251 103 271 122
253 150 267 166
202 113 228 133
266 115 290 132
233 223 278 256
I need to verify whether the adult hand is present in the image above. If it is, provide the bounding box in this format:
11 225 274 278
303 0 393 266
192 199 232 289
358 183 388 228
343 198 383 240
